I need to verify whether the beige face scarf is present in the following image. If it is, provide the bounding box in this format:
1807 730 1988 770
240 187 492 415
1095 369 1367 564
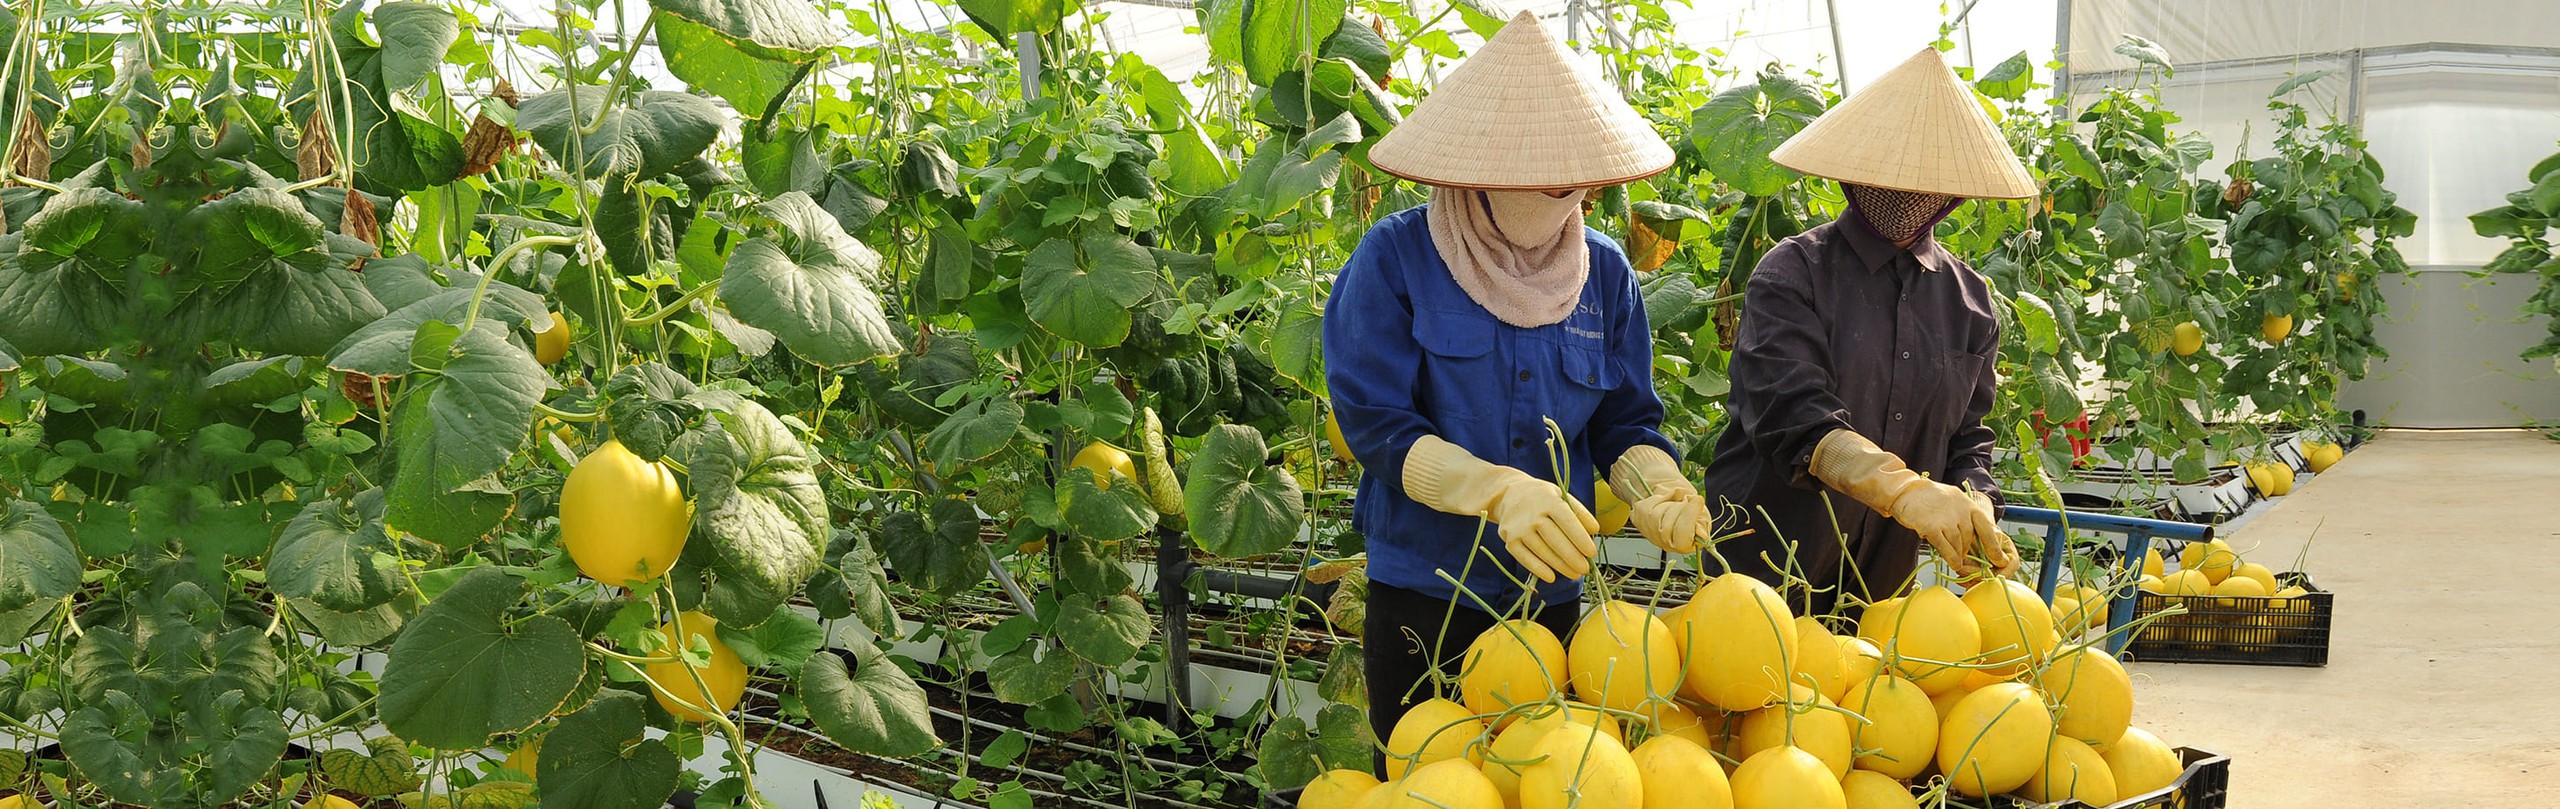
1426 186 1592 328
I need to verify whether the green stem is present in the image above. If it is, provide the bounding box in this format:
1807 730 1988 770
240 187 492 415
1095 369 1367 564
623 283 720 327
464 234 582 335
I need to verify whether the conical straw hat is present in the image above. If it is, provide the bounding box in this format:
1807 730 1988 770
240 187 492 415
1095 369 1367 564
1367 10 1673 190
1770 47 2037 199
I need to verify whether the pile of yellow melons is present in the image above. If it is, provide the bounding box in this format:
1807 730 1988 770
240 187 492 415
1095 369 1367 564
1301 573 2202 809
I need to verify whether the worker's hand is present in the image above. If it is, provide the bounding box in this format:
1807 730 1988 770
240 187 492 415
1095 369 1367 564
1627 489 1708 555
1610 445 1707 555
1486 476 1602 583
1891 482 2018 576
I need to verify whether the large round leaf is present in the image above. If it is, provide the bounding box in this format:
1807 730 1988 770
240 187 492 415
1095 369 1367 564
518 88 724 183
922 396 1022 471
718 191 900 366
536 691 680 809
379 568 585 749
371 2 459 89
1180 425 1304 557
1688 72 1825 197
680 392 828 605
800 643 938 757
266 493 400 612
875 498 987 599
1021 233 1159 347
1055 592 1149 667
647 0 843 62
0 499 80 612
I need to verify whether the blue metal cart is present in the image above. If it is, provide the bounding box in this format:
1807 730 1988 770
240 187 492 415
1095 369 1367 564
1998 506 2216 655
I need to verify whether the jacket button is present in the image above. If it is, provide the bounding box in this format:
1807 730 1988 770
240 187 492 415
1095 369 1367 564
1585 373 1597 384
1512 438 1526 448
1518 371 1531 381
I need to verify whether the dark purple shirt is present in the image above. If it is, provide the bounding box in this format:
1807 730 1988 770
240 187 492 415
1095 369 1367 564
1698 208 2000 607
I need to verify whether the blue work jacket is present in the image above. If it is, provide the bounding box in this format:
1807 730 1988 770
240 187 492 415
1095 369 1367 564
1324 205 1675 611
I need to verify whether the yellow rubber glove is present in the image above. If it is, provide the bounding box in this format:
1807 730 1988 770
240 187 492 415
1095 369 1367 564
1807 430 2019 576
1403 435 1600 583
1608 445 1710 554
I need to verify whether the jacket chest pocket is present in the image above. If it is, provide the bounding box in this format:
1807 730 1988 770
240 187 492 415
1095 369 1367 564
1547 339 1618 429
1414 308 1500 422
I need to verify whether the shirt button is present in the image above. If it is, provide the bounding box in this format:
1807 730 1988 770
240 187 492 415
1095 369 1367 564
1518 371 1532 382
1894 413 1905 421
1901 351 1911 359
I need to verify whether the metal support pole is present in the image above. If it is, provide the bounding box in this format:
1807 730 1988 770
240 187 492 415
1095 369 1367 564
2036 522 2069 599
2053 0 2076 120
1156 529 1193 730
1017 31 1040 100
1824 0 1851 95
1565 0 1584 51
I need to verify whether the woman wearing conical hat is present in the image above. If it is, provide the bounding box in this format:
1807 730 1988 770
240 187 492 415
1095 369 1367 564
1324 10 1707 746
1698 48 2028 615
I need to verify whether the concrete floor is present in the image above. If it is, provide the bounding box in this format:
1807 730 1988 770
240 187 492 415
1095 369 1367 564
2125 429 2560 807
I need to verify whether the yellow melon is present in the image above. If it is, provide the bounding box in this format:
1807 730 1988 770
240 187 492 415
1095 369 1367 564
1736 685 1852 780
1729 747 1845 809
1569 601 1684 715
1839 770 1919 809
1857 587 1979 696
1630 736 1732 809
1484 703 1624 804
1642 700 1714 749
1301 769 1382 808
2038 646 2133 749
1839 674 1936 780
1791 616 1851 703
2160 569 2212 597
1384 698 1485 780
1961 579 2055 677
2181 539 2240 584
1837 636 1884 687
1460 620 1569 727
1377 759 1503 809
1676 574 1799 712
2104 727 2185 797
1519 722 1643 809
2141 548 2165 579
1935 683 2055 797
2233 562 2279 595
2020 736 2119 806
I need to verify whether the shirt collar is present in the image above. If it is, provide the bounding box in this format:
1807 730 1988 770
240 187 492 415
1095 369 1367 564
1840 205 1961 274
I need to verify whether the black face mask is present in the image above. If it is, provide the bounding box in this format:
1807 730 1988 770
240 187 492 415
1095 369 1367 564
1844 183 1961 245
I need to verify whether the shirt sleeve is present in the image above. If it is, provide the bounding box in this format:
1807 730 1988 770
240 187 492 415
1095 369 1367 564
1584 244 1676 469
1945 305 2002 501
1725 242 1857 488
1324 227 1433 493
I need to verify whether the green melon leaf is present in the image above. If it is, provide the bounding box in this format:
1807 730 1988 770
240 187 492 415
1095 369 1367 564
518 88 724 182
679 392 827 611
372 1 460 89
535 691 681 809
800 643 939 757
1021 232 1158 347
1688 72 1825 197
1181 425 1304 558
875 498 987 599
718 191 900 365
1055 591 1149 667
923 396 1022 470
654 12 802 118
648 0 844 61
379 568 585 749
0 500 80 612
267 492 401 612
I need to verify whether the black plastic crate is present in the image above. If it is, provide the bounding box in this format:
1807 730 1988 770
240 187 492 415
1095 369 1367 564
1264 747 2228 808
2128 572 2332 666
2063 746 2231 809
